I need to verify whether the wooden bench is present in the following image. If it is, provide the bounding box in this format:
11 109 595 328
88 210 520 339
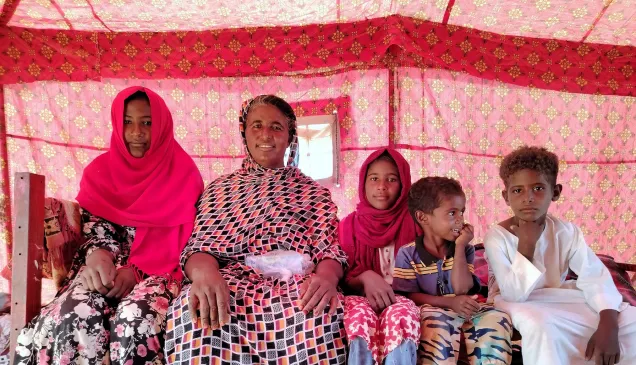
10 173 45 364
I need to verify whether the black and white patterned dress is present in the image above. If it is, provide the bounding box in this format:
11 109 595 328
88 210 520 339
164 155 348 364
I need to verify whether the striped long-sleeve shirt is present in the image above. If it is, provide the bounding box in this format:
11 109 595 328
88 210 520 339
392 236 480 296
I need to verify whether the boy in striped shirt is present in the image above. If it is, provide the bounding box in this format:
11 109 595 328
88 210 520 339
393 177 512 365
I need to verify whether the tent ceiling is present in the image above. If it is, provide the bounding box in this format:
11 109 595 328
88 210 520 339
449 0 634 45
4 0 446 32
3 0 634 45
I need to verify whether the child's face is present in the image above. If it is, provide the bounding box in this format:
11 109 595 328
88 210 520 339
123 99 152 158
419 194 466 242
503 169 562 222
364 159 401 210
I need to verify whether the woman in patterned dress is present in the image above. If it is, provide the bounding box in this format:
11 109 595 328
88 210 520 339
340 148 421 365
164 95 348 364
13 86 204 365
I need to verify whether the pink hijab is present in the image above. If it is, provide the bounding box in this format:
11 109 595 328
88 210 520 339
340 148 420 280
76 86 203 280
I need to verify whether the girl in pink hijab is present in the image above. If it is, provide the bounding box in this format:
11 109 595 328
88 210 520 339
14 86 203 365
340 148 421 365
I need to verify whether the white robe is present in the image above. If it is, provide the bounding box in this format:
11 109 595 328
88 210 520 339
484 214 636 365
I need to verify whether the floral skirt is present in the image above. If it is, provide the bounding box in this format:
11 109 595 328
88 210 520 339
13 267 178 365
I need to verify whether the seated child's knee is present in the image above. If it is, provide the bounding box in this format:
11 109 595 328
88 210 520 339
381 302 400 316
512 307 554 334
480 308 512 325
59 292 107 321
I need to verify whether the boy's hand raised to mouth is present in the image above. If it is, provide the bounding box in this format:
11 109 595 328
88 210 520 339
455 223 474 246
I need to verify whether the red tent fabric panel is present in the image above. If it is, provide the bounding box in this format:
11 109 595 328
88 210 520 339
1 16 635 96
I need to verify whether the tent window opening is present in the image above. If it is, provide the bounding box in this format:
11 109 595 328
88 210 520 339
285 113 340 185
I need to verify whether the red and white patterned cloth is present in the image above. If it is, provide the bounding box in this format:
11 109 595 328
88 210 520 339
344 295 420 364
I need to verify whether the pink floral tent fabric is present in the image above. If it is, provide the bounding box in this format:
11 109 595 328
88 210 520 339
0 1 635 293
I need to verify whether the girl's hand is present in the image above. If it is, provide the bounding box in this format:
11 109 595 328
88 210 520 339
80 249 116 294
360 270 395 312
105 267 137 298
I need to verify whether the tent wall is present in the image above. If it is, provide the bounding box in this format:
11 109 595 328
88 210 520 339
2 69 635 292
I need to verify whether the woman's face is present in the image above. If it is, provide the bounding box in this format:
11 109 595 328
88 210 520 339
364 158 402 210
123 99 152 158
244 104 290 169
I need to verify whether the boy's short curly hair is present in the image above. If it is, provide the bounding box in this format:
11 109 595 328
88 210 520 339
408 177 465 219
500 146 559 187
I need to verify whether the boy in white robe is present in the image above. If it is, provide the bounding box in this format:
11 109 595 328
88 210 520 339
484 146 636 365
